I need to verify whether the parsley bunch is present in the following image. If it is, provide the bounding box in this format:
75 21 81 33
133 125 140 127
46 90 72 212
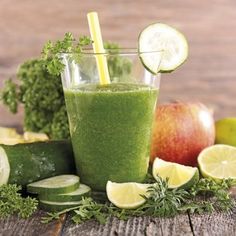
0 184 38 218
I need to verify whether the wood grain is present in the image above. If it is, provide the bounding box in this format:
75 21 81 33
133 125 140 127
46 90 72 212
189 210 236 236
0 210 65 236
0 1 236 235
1 0 236 126
61 215 193 236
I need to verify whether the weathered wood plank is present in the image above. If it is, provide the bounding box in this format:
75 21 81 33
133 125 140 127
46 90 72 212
0 210 65 236
61 215 193 236
189 208 236 236
189 187 236 236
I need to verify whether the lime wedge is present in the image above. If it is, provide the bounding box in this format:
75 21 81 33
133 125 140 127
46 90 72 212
106 181 151 209
152 158 199 189
138 23 188 73
198 144 236 181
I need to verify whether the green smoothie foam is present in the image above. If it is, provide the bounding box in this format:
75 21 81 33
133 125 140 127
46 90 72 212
64 83 158 190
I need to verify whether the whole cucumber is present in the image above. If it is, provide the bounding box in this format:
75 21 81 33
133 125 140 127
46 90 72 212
0 140 75 186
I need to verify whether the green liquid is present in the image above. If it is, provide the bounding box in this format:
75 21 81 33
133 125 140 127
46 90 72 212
64 83 158 190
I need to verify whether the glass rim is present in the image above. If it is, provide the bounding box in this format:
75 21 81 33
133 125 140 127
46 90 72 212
60 48 163 56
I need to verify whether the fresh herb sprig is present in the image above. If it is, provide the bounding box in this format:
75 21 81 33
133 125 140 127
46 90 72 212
41 33 92 75
0 184 38 218
41 198 109 224
41 177 235 224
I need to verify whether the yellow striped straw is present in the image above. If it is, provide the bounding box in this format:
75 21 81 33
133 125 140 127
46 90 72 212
87 12 110 85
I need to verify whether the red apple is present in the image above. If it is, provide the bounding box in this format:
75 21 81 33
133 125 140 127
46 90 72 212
150 102 215 166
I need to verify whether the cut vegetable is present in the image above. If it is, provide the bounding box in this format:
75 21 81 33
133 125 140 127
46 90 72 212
40 200 82 212
1 140 75 186
0 147 10 186
138 23 188 73
152 158 199 189
27 175 80 195
39 184 91 202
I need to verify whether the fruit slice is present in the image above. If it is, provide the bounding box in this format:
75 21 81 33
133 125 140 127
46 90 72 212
215 118 236 147
138 23 188 73
106 181 151 209
0 127 25 145
0 127 21 138
27 175 80 195
39 184 91 202
152 158 199 189
198 144 236 181
40 200 82 212
23 131 49 142
0 147 10 186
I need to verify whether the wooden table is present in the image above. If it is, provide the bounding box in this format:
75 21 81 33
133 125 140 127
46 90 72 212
0 188 235 236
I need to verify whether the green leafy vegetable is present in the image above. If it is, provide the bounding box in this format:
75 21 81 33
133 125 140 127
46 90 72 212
0 79 18 113
1 59 69 139
104 42 132 82
41 177 235 224
41 33 93 76
0 184 38 218
0 33 131 139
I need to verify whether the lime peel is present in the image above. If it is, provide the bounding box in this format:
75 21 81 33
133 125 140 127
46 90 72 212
106 181 151 209
198 144 236 181
152 158 199 189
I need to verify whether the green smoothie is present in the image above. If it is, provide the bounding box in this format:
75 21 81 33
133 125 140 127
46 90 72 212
64 83 158 190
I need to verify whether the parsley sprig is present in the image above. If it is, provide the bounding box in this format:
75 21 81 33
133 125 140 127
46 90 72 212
0 184 38 218
41 33 92 75
41 177 235 224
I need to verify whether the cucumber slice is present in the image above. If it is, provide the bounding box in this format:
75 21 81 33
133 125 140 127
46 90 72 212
27 175 80 195
0 147 10 186
138 23 188 73
39 184 91 202
40 200 82 212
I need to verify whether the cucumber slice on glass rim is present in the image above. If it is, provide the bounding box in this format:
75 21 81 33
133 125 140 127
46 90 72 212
138 23 188 73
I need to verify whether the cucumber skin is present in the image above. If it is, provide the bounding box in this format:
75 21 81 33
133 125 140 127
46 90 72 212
40 201 81 212
39 184 91 202
27 181 80 195
2 140 76 186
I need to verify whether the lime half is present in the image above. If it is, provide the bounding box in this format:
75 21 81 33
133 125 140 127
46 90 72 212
152 158 199 189
138 23 188 73
198 144 236 181
106 181 151 209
